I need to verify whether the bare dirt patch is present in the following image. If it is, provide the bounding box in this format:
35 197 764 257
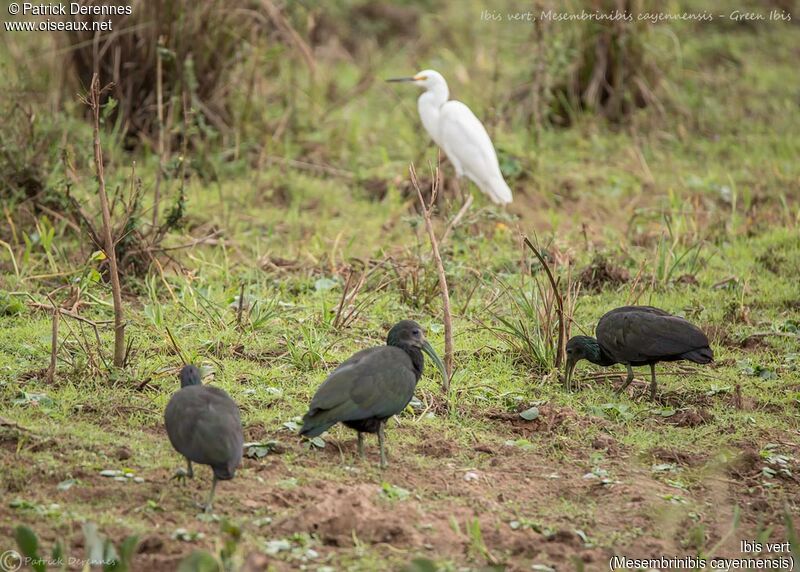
484 404 590 435
661 408 714 427
578 255 630 292
275 482 428 547
650 446 706 467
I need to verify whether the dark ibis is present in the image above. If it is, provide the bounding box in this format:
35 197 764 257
564 306 713 400
300 320 446 468
164 364 244 512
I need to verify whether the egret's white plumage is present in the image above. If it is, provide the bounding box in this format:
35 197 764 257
391 69 512 205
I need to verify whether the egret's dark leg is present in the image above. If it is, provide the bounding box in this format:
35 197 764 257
378 422 388 469
357 432 365 459
616 364 635 394
649 363 658 401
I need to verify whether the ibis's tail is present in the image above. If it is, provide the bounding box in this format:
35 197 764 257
682 346 714 364
299 410 336 438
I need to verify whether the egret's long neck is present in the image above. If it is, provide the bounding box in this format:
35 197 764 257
417 80 449 147
425 79 449 107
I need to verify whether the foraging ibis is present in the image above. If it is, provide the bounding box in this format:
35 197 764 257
164 364 243 512
300 320 446 468
564 306 713 400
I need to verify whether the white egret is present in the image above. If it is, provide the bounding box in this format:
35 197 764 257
388 69 513 205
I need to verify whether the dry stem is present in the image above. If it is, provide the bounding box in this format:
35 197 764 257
152 36 165 228
46 295 59 383
410 162 453 393
86 73 126 367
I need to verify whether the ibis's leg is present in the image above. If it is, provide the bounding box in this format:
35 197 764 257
203 476 218 514
616 364 635 394
186 459 194 479
649 363 658 401
378 422 388 469
357 432 365 459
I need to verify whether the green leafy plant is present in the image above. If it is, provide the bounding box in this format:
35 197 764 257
650 215 708 287
177 551 222 572
380 482 411 502
0 291 25 315
33 216 58 272
283 321 327 371
176 520 244 572
143 274 164 328
83 522 139 572
466 518 493 563
481 267 577 374
400 559 439 572
589 402 635 421
786 504 799 563
15 525 46 572
14 525 67 572
242 296 279 332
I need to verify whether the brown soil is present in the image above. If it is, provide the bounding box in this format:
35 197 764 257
661 408 714 427
578 255 631 292
0 418 796 571
650 447 706 467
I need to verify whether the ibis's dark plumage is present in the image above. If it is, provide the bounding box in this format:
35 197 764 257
164 364 243 512
565 306 713 400
300 320 445 468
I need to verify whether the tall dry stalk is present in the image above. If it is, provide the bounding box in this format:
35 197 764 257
47 295 59 383
410 162 453 394
85 74 126 368
152 37 165 228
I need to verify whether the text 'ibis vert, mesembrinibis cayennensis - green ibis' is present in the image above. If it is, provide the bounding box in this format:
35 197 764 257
165 364 244 512
565 306 713 400
299 320 446 468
